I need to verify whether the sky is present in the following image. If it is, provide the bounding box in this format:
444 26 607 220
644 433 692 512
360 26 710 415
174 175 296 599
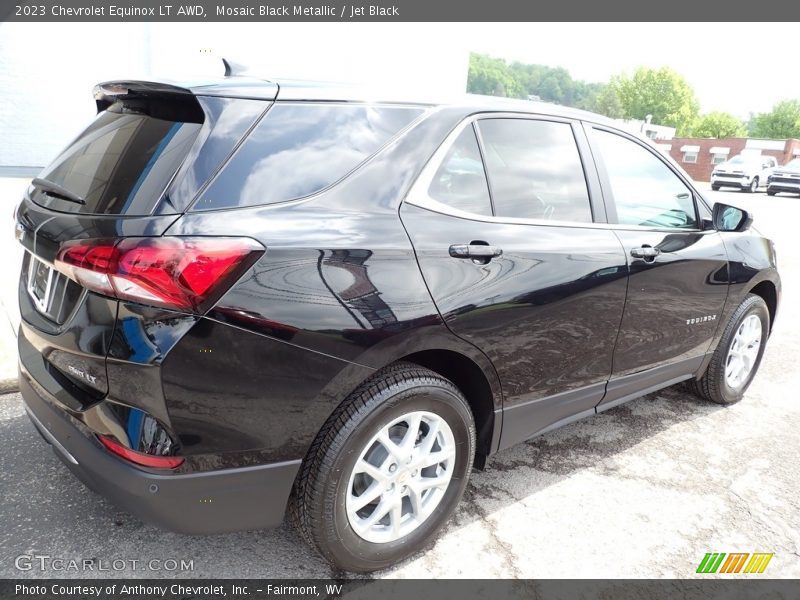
145 22 800 119
463 22 800 119
2 21 799 166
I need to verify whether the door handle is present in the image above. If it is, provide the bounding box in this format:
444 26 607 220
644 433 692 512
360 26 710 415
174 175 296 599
449 244 503 260
630 246 661 260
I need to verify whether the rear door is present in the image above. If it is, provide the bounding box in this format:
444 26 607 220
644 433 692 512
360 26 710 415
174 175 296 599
585 124 729 409
401 114 628 449
15 84 267 409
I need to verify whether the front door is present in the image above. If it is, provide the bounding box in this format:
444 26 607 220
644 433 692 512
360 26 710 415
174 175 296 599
586 125 729 407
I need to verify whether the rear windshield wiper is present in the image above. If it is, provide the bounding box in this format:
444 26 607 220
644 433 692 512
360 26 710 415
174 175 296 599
31 178 86 205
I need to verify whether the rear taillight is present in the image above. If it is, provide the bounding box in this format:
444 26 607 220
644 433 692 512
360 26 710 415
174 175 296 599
98 435 185 469
54 237 264 313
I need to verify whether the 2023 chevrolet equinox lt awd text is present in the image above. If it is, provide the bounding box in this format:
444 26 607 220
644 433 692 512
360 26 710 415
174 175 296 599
16 76 780 572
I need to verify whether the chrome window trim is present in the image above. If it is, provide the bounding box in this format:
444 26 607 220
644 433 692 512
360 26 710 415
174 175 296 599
404 113 711 234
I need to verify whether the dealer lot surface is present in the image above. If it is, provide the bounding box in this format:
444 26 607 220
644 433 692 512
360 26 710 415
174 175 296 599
1 182 798 578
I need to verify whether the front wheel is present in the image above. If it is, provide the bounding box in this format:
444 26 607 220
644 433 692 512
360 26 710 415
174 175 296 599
711 184 721 191
290 362 475 572
689 294 769 405
745 177 759 193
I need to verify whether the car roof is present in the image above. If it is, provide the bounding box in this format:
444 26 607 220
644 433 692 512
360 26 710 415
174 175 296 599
106 75 617 127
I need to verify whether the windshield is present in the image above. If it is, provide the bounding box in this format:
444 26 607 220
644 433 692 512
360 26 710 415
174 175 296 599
784 159 800 170
727 155 759 165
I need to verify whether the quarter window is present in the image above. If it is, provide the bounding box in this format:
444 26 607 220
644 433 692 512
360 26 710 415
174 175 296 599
594 129 698 229
428 126 492 216
476 119 592 223
194 104 423 210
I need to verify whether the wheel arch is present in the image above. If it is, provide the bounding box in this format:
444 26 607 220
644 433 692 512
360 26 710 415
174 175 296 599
748 279 778 333
397 348 500 466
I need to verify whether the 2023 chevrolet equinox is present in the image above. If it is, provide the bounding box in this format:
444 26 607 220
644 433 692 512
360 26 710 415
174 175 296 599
16 75 780 572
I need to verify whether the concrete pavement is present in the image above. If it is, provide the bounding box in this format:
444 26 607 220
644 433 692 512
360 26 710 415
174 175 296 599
1 181 798 578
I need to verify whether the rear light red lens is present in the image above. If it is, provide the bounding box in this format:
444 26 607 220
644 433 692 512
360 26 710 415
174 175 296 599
98 435 185 469
54 237 263 313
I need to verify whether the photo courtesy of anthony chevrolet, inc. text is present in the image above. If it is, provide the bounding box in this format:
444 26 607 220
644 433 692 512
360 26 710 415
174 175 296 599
1 1 799 598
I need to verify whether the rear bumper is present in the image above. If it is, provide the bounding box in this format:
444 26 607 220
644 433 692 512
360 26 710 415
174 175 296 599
19 368 300 534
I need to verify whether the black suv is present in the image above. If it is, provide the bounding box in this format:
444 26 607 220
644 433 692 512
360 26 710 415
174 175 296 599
16 76 780 572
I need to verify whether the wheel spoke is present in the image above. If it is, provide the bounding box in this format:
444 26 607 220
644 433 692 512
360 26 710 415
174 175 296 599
407 483 423 516
390 502 403 537
377 432 403 461
418 448 456 468
361 498 392 529
419 418 441 454
417 474 451 491
400 413 423 451
355 458 387 484
350 481 383 512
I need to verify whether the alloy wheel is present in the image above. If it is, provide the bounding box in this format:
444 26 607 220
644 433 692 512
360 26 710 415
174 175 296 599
725 314 762 389
345 411 456 544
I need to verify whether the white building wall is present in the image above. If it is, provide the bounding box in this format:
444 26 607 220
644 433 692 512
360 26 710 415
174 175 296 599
0 23 470 169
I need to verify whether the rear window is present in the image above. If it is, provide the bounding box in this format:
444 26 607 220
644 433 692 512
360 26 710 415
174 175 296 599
33 106 201 215
192 103 423 211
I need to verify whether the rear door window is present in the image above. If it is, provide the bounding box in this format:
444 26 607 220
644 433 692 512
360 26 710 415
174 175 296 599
193 103 423 211
33 107 201 215
476 118 593 223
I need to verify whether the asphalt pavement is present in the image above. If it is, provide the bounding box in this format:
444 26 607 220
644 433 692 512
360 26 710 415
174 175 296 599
1 180 798 578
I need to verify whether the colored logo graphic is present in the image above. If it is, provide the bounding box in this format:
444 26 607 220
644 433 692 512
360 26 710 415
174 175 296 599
696 553 773 574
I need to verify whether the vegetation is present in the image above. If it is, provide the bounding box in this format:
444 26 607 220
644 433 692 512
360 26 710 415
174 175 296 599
609 67 699 135
748 100 800 139
466 53 604 111
690 112 747 138
466 54 800 139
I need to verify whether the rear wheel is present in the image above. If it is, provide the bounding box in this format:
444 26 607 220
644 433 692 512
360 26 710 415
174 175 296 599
689 294 769 405
290 362 475 572
745 177 759 193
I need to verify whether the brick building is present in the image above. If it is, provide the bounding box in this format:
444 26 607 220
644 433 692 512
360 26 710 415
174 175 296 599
657 138 800 181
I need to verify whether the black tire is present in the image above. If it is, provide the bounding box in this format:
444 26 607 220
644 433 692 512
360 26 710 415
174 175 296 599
743 177 759 193
767 189 777 196
290 361 475 572
711 185 721 191
689 294 769 405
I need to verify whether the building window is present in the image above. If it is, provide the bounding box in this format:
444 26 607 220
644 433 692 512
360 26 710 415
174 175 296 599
680 145 700 164
711 154 727 164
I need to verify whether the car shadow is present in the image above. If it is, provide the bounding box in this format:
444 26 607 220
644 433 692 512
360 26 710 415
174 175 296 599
0 384 723 579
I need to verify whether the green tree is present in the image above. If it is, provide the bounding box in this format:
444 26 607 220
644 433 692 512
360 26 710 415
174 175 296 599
466 53 525 98
613 67 699 135
749 100 800 139
592 76 624 119
690 112 747 138
466 53 605 110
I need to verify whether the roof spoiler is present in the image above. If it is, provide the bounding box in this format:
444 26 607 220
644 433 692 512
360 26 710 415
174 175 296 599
93 80 205 123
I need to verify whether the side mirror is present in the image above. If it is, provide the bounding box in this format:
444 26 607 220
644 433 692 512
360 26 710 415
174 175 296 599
713 203 753 232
